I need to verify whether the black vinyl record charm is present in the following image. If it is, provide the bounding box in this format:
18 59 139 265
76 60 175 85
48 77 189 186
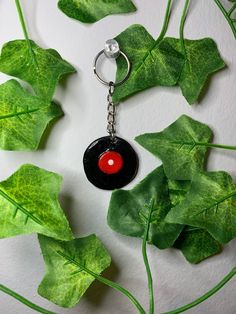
83 136 138 190
85 39 139 190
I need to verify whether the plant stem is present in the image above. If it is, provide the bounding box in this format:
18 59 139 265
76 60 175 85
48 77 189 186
173 140 236 152
197 142 236 151
213 0 236 39
0 284 58 314
142 199 155 314
15 0 37 64
142 200 155 314
157 0 173 43
135 0 173 75
179 0 190 57
229 3 236 17
84 268 147 314
57 251 146 314
162 267 236 314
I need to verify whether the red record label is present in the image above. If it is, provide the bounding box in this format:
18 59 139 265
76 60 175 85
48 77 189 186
98 150 123 174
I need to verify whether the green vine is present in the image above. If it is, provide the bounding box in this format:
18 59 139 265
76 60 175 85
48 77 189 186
163 267 236 314
157 0 173 43
142 199 155 314
0 1 235 314
0 284 57 314
57 250 146 314
15 0 37 65
179 0 191 57
213 0 236 38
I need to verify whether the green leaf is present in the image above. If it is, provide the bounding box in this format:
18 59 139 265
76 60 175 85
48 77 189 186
58 0 136 23
0 164 73 241
135 115 213 180
107 166 183 249
168 180 221 263
174 226 222 264
166 38 225 104
0 80 62 151
168 179 191 207
38 234 111 308
166 171 236 244
113 25 225 104
113 24 185 103
0 40 76 101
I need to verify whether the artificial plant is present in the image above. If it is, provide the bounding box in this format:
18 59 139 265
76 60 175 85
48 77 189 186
113 0 225 104
0 1 236 314
58 0 137 23
213 0 236 38
0 0 75 151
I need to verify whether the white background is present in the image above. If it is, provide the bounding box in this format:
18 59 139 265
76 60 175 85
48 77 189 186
0 0 236 313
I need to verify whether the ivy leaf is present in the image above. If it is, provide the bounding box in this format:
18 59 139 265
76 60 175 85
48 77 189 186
113 25 224 104
166 171 236 244
0 40 76 101
113 24 185 103
168 179 191 207
168 179 221 263
174 226 222 264
58 0 137 23
135 115 213 180
165 38 225 104
0 164 73 241
107 166 183 249
0 80 63 151
38 234 111 308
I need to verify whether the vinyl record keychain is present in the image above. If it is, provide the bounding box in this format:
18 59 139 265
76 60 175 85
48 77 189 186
83 39 139 190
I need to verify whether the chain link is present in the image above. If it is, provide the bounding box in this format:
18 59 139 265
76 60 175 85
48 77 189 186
107 82 116 139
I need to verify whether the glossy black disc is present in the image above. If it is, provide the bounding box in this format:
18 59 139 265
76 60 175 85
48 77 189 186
83 136 139 190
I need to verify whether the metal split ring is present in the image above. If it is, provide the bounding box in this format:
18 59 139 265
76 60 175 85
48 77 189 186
93 49 131 87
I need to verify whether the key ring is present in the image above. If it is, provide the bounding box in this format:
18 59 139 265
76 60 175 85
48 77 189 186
93 39 131 87
83 39 138 190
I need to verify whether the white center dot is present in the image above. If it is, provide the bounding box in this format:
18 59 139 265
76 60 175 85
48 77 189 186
108 159 114 166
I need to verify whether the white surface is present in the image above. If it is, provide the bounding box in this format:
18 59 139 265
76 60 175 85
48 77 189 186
0 0 236 313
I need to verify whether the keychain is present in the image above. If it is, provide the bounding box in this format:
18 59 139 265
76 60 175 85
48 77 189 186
83 39 139 190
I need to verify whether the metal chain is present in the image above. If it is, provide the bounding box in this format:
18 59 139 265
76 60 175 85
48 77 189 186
106 82 116 139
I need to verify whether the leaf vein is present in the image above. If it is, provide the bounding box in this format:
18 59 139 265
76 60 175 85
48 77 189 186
0 189 43 225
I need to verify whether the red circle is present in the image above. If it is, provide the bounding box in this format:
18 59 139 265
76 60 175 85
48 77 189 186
98 151 124 174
